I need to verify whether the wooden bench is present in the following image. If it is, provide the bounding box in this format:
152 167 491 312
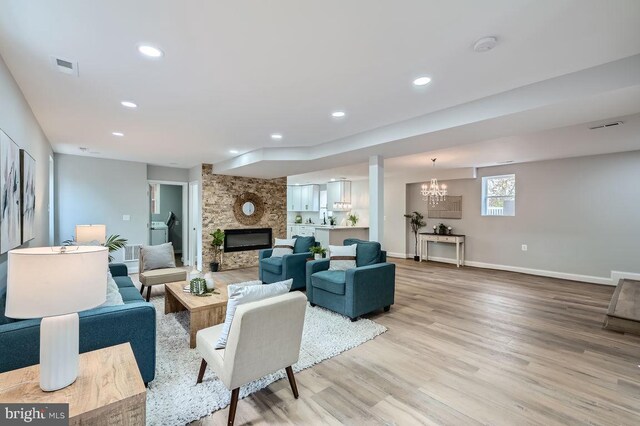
603 279 640 335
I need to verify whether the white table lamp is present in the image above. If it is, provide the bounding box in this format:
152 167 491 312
5 246 108 391
75 224 107 244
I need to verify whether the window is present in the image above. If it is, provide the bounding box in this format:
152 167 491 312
482 174 515 216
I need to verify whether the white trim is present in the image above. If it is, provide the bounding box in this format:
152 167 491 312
400 253 621 286
386 251 410 259
611 271 640 284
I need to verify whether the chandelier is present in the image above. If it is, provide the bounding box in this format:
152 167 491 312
421 158 447 206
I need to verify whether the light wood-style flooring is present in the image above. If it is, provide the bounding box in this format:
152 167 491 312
163 259 640 425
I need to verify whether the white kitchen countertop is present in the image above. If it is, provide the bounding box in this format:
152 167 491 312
288 223 369 229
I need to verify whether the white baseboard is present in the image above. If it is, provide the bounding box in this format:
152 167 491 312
611 270 640 284
391 253 633 286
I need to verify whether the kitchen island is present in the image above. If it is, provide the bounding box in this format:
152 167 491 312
287 223 370 247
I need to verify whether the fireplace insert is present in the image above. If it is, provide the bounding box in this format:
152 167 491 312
224 228 272 252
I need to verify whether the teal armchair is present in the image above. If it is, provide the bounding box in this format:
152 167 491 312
306 239 395 321
259 236 317 291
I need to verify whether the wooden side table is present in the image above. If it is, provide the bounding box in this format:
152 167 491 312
0 343 146 425
418 233 466 267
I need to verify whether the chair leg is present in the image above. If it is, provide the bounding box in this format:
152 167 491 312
350 317 357 322
196 359 207 384
310 303 316 307
139 284 145 295
285 366 299 399
146 286 152 302
228 388 240 426
384 305 391 312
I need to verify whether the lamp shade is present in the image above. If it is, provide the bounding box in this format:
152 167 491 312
75 224 106 244
5 246 108 319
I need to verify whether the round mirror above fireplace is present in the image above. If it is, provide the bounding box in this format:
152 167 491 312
233 192 265 225
242 201 255 216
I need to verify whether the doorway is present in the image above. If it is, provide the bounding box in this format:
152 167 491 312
148 180 188 266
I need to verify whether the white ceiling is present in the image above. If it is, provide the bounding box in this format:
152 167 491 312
288 112 640 185
0 0 639 173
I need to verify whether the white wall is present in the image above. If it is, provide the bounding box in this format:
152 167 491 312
404 151 640 284
54 154 148 246
0 55 53 290
147 165 189 182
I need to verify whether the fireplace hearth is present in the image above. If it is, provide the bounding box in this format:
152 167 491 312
224 228 272 252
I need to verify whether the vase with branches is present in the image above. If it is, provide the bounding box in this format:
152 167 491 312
209 228 225 272
404 211 426 261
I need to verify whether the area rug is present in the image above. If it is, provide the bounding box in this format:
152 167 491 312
145 295 387 425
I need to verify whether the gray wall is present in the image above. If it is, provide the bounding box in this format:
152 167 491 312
147 165 189 182
406 150 640 281
151 184 183 251
0 55 53 290
55 154 148 246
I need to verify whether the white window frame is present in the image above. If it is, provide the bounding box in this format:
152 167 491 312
481 174 515 216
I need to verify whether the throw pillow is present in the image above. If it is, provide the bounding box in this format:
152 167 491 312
215 278 292 349
271 238 296 258
99 272 124 307
328 244 357 271
141 243 176 271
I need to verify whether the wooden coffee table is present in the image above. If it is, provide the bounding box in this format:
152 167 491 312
165 281 229 348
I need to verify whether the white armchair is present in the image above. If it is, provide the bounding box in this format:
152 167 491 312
195 291 307 426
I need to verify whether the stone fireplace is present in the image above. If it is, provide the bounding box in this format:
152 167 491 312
201 164 286 269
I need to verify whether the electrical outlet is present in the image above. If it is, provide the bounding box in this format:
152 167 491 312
521 244 528 251
122 214 130 221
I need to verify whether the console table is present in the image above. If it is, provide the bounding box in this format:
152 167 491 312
418 233 465 267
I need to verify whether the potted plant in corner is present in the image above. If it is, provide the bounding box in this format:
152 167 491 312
404 211 426 261
309 245 327 260
209 228 225 272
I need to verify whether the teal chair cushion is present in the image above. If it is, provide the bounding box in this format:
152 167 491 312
293 236 315 254
114 276 136 289
311 270 346 295
260 257 283 274
0 288 15 325
343 239 382 267
119 287 144 303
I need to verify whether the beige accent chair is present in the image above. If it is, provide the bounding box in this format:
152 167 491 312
138 247 187 301
195 291 307 426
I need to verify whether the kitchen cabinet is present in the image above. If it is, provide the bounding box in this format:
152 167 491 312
287 224 316 238
326 180 352 211
287 185 319 212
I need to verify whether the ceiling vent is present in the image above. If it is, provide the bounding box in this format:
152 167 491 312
50 56 79 76
589 121 623 130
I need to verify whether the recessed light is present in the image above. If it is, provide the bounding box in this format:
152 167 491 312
413 76 432 86
138 45 164 58
112 132 124 137
271 133 283 140
473 36 498 52
330 178 336 181
229 150 239 154
120 101 138 108
331 111 346 118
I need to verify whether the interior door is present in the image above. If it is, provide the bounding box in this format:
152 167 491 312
189 182 200 269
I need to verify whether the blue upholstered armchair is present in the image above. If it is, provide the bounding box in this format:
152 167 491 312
306 238 395 321
259 236 317 291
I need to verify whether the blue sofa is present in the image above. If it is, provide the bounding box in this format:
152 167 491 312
306 239 395 321
0 263 156 384
259 236 317 290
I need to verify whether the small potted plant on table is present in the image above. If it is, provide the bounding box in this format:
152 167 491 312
309 245 327 260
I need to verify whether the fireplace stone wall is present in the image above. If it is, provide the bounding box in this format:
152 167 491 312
201 164 287 270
